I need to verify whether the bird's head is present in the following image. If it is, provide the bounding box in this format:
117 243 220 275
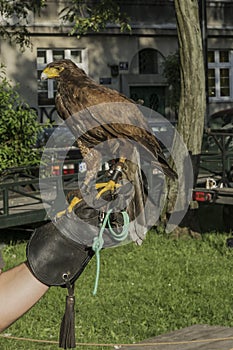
41 59 84 80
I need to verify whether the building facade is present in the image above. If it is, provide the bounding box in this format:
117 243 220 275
1 0 233 124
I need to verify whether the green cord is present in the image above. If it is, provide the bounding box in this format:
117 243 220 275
92 209 129 295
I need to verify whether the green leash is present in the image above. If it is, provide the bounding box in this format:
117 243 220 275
92 209 129 295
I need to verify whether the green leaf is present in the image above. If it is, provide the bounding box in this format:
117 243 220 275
0 65 43 172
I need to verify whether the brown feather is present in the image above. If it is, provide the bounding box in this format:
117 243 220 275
43 59 177 180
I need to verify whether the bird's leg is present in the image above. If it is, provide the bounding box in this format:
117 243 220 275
55 196 83 219
96 157 126 199
56 144 103 219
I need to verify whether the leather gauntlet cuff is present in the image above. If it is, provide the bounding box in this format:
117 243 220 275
26 221 94 286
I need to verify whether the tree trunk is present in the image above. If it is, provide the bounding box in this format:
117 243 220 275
164 0 206 238
175 0 205 152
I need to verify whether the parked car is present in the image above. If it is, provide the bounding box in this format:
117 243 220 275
39 119 176 177
198 109 233 183
207 108 233 130
35 125 85 176
148 119 176 152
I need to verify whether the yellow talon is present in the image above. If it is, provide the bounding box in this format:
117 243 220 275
95 182 108 190
95 182 121 190
96 180 121 199
55 209 66 219
67 196 82 213
55 196 82 219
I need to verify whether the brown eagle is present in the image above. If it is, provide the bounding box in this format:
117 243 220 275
41 59 176 242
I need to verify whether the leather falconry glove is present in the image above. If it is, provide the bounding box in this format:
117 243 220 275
26 183 133 350
26 220 94 350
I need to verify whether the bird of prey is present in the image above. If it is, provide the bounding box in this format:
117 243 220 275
41 59 177 241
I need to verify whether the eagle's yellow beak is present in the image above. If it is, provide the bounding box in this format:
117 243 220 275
41 66 64 80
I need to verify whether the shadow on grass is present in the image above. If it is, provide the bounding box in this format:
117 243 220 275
0 221 49 245
0 203 232 246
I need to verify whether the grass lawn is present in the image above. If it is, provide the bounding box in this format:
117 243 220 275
1 229 233 349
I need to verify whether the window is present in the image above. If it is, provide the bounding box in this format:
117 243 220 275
139 49 159 74
37 49 88 106
208 50 233 101
130 48 164 75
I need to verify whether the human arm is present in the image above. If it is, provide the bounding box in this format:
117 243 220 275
0 262 48 332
